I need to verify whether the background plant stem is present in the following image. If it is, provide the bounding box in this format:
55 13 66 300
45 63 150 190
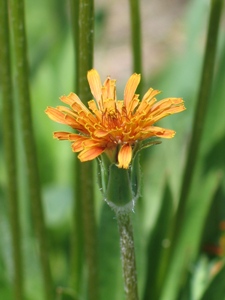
175 0 223 238
69 0 84 294
116 211 139 300
0 0 24 299
76 0 99 299
129 0 142 93
8 0 53 298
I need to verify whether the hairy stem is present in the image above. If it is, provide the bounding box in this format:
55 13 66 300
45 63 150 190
116 211 139 300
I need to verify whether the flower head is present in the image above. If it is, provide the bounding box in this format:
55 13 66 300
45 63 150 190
45 69 185 168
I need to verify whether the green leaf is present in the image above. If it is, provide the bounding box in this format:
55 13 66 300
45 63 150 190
98 203 123 300
143 180 174 300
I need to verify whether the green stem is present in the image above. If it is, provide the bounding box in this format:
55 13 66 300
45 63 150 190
175 0 223 237
77 0 99 299
116 211 139 300
0 1 24 299
8 0 53 298
129 0 142 93
70 0 79 92
69 0 84 294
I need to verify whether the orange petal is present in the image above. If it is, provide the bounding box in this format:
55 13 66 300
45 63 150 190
45 107 67 124
78 146 105 161
71 136 90 152
142 126 176 139
60 92 80 106
150 97 184 112
134 88 160 116
54 131 71 140
61 93 92 116
142 88 161 103
124 73 141 110
87 69 103 109
127 94 139 115
94 129 109 137
102 77 116 101
88 100 102 120
117 144 132 169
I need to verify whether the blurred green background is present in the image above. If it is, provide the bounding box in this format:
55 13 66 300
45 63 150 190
1 0 225 299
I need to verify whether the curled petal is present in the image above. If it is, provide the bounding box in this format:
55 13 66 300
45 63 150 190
117 144 132 169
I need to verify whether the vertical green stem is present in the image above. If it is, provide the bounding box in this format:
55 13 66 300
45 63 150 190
0 1 24 299
8 0 53 299
175 0 223 237
116 211 139 300
129 0 142 93
70 0 79 92
77 0 99 299
69 0 84 294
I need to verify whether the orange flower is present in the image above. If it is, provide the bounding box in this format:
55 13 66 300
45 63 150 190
45 69 185 168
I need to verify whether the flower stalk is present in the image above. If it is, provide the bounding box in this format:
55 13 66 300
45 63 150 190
116 211 139 300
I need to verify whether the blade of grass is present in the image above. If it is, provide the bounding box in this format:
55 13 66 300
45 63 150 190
98 203 123 300
0 0 24 299
143 181 174 300
8 0 53 298
174 0 224 243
